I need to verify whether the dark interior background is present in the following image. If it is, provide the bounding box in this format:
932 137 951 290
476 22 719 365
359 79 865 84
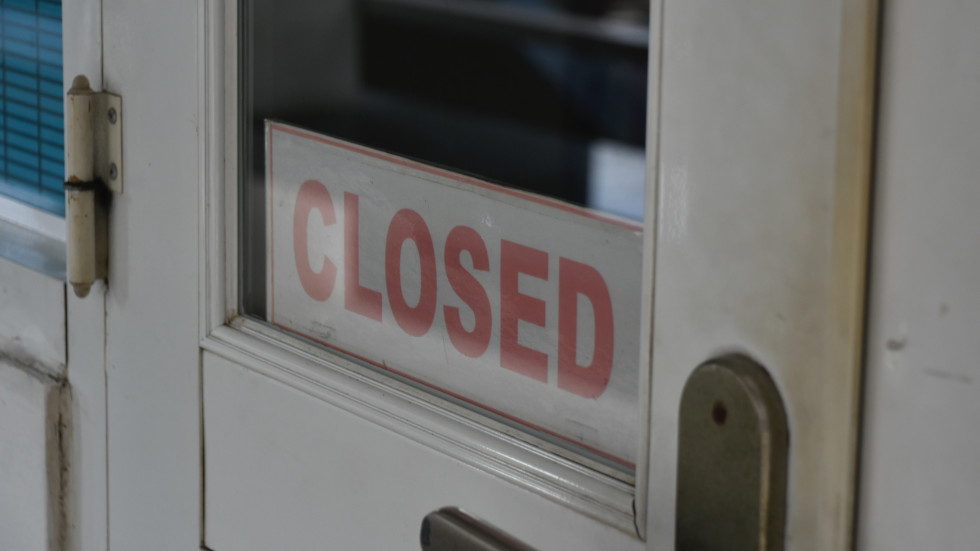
242 0 649 320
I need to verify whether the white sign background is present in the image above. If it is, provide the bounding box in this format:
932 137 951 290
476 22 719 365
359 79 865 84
267 122 643 466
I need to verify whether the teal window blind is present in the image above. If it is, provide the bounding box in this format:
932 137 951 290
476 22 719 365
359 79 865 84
0 0 63 215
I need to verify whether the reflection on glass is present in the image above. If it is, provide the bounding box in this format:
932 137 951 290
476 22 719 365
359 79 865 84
243 0 649 314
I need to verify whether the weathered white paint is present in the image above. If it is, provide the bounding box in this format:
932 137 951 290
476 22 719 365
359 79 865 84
858 0 980 549
0 255 65 378
648 0 875 548
0 360 66 551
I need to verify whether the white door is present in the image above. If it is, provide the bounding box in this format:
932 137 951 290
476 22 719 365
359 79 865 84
70 0 878 549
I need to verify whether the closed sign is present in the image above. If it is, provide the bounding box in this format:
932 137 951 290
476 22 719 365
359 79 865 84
267 123 643 466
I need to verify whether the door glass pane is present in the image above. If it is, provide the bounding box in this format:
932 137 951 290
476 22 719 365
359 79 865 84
241 0 648 477
0 0 63 215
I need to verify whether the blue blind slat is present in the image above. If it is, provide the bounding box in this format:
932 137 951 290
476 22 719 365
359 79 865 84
8 162 40 182
3 52 39 71
6 86 39 105
39 111 61 130
6 27 39 44
0 0 64 216
36 17 57 33
8 123 41 143
37 3 58 18
37 61 57 80
6 71 37 90
38 79 57 96
37 47 57 65
8 146 40 165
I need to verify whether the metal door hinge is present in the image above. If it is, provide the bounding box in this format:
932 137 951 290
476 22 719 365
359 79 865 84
65 75 122 298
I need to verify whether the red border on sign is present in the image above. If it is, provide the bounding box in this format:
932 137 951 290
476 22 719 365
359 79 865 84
267 122 638 470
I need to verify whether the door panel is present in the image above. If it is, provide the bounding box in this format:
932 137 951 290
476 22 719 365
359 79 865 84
204 351 641 550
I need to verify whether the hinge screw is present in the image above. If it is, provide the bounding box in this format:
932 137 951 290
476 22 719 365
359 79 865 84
107 107 117 124
108 163 118 181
